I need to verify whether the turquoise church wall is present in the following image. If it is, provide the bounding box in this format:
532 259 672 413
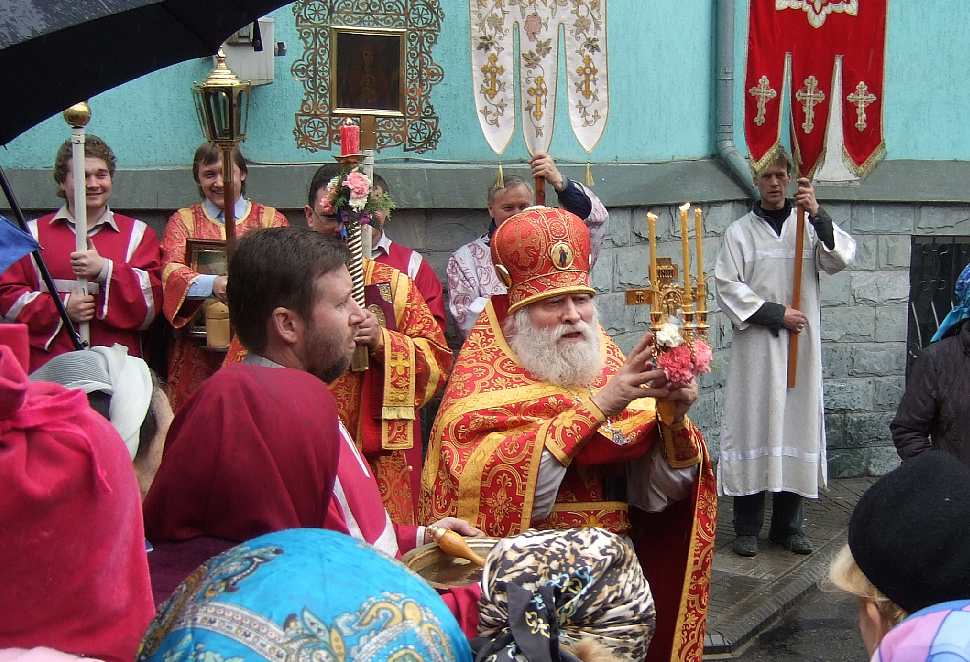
3 1 969 170
0 1 714 168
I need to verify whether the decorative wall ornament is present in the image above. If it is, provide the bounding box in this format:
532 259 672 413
291 0 444 154
775 0 859 29
745 0 887 180
470 0 609 158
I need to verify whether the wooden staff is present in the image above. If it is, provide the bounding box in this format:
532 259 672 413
220 144 237 256
787 192 807 390
534 173 546 205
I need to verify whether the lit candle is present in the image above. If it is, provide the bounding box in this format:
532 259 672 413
679 202 691 295
647 212 658 312
694 207 705 310
340 120 360 156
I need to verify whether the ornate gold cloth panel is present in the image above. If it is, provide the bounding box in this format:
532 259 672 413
291 0 444 153
330 260 451 524
470 0 608 156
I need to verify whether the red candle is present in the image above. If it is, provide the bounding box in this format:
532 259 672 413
340 121 360 156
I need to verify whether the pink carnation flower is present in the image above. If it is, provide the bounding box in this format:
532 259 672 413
656 338 714 386
343 170 370 198
692 339 713 374
657 345 695 385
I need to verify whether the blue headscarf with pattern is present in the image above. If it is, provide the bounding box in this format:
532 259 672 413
931 262 970 342
138 529 472 662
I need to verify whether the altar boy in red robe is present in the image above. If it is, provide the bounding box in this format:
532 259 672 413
0 136 161 371
160 144 287 411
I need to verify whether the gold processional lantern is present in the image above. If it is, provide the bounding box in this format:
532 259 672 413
192 49 251 253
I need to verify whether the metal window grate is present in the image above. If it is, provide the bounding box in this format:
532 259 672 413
906 236 970 376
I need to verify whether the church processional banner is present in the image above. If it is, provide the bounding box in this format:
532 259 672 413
470 1 608 158
744 1 887 178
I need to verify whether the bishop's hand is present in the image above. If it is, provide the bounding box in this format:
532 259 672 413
592 331 671 417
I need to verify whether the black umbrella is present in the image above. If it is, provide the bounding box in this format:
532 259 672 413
0 0 290 146
0 0 291 349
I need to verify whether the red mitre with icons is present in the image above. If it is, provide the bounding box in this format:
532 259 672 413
491 206 594 314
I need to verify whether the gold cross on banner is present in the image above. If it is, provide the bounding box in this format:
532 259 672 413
528 75 548 122
576 54 598 100
795 75 826 134
481 52 503 100
748 75 777 126
846 81 876 131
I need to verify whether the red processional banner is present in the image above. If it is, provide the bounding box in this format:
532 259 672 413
744 0 888 177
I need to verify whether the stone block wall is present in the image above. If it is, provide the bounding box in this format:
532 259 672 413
22 194 949 478
385 198 931 478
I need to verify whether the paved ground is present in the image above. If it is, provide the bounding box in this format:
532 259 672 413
728 588 866 661
704 478 877 657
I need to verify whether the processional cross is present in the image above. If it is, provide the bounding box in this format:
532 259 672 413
795 75 825 134
846 81 876 131
748 75 777 127
576 54 598 100
482 53 503 99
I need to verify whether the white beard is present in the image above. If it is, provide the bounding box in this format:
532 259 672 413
504 306 604 388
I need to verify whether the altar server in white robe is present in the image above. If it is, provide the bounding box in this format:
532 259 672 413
715 150 855 558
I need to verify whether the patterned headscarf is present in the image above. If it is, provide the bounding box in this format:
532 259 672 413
930 262 970 342
871 599 970 661
474 528 655 662
138 529 471 662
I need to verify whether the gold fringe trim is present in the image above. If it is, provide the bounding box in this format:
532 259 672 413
844 141 886 179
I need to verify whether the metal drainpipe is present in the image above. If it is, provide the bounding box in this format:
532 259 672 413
716 0 757 196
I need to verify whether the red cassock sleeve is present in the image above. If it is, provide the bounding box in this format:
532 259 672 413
97 223 162 331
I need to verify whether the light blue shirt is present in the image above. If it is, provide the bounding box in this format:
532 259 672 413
201 197 249 223
187 198 248 299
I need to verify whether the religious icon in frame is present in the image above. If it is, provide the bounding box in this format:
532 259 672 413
331 26 406 116
185 238 228 339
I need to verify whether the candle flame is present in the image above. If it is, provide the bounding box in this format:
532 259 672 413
679 202 691 212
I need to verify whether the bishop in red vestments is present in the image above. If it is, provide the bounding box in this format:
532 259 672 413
421 207 718 662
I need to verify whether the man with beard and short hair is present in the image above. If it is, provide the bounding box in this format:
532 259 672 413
279 164 453 527
421 206 717 662
145 228 480 618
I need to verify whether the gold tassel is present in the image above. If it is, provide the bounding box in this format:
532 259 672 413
585 162 594 187
495 162 504 188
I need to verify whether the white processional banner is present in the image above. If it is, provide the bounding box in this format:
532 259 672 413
470 0 609 156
